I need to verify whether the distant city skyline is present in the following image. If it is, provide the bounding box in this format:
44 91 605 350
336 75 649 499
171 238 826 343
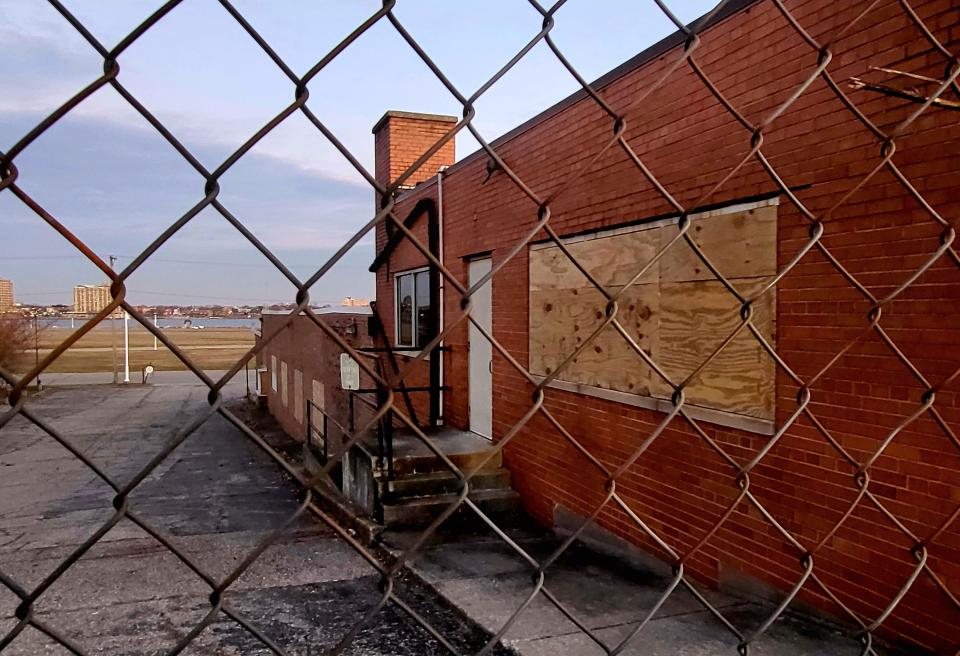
2 0 717 306
0 273 371 313
0 268 371 309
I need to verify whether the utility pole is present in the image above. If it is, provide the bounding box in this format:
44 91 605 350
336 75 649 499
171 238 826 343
153 313 158 350
109 255 118 384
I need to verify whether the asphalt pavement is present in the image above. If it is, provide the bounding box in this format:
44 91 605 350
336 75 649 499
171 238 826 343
0 382 493 655
0 379 903 655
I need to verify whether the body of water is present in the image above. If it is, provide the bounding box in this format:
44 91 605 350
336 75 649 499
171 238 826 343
37 317 259 330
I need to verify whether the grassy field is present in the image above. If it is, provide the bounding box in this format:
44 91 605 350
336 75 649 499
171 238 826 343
18 326 256 374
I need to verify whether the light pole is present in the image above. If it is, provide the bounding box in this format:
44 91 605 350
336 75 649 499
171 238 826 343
123 310 130 383
109 255 118 384
153 313 158 350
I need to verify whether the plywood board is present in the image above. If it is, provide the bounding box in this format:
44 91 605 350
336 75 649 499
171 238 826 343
312 379 325 436
659 205 777 282
528 203 778 422
529 283 660 396
530 227 660 291
294 369 304 423
657 278 776 419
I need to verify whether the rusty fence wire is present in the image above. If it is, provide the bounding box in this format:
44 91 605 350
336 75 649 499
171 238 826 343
1 0 959 655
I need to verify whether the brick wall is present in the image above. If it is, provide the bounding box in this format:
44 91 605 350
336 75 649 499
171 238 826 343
373 111 457 426
373 111 457 191
258 312 372 454
373 1 960 650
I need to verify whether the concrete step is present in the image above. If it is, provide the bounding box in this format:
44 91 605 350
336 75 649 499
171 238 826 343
388 428 502 477
391 446 502 477
386 468 512 499
381 487 521 527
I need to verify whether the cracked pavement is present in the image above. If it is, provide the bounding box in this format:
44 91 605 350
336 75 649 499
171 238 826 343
0 382 488 655
0 380 900 655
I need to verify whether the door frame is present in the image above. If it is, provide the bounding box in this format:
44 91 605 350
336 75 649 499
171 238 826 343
467 256 493 439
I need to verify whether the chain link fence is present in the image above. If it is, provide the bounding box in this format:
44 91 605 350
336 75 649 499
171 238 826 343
2 0 959 654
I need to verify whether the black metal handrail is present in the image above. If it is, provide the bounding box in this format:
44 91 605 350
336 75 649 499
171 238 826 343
347 385 449 481
348 388 393 479
308 396 385 467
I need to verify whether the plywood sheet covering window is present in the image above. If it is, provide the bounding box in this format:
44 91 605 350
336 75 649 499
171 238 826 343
294 369 304 424
529 203 777 421
659 278 775 419
659 205 777 282
312 380 325 437
530 284 661 397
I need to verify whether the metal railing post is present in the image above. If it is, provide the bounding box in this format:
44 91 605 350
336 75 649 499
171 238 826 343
306 400 312 448
385 409 394 481
348 393 354 434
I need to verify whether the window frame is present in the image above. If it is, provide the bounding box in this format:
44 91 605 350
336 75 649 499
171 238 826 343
393 266 431 350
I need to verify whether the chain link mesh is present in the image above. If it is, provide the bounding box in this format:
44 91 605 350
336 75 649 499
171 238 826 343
1 0 958 654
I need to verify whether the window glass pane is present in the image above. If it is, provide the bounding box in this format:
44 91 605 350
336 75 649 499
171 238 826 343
415 270 433 348
397 274 413 346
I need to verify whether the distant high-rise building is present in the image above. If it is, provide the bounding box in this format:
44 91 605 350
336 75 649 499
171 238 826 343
0 279 13 313
73 284 113 315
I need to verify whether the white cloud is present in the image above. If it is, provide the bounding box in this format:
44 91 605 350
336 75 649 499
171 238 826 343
1 2 375 187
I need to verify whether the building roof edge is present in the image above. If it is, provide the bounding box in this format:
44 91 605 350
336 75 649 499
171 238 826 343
403 0 760 189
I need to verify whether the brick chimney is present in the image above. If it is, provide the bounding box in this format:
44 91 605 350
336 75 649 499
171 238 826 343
373 111 457 194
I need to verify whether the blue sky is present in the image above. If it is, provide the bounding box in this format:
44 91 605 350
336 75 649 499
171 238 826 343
1 0 717 307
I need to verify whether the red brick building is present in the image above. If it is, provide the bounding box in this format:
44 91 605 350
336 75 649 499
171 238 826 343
371 0 959 651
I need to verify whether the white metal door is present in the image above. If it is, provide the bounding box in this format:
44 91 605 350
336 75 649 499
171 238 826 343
468 257 493 438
